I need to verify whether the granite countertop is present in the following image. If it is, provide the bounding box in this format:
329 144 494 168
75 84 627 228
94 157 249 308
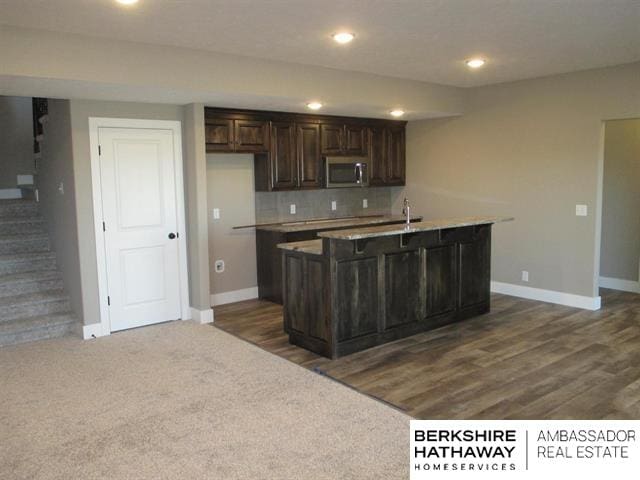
256 215 422 233
317 216 514 240
277 239 323 255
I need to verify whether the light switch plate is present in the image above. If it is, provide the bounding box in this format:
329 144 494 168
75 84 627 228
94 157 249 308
363 199 368 209
331 200 337 211
213 208 220 220
214 260 225 273
576 204 588 216
290 204 296 214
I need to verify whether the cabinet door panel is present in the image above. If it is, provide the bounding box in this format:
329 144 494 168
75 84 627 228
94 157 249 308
306 258 329 341
386 126 406 185
205 119 234 152
297 123 322 188
270 122 298 190
235 120 269 152
368 126 387 185
425 245 457 317
320 124 344 155
459 231 491 308
385 250 423 328
336 258 378 341
345 125 368 156
285 255 305 332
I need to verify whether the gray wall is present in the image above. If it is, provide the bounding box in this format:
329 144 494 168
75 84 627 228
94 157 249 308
182 103 211 311
397 62 640 299
38 99 84 323
67 100 191 325
207 154 257 295
0 96 33 189
600 118 640 281
255 187 399 224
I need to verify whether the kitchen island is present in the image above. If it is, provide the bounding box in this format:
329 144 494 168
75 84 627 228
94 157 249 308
278 216 513 358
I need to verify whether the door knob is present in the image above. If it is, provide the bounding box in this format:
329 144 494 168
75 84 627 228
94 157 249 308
168 233 177 240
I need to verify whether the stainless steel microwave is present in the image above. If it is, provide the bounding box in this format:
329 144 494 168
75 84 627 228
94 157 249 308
324 157 369 188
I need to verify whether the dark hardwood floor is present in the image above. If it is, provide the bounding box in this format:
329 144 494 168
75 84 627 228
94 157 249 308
213 289 640 419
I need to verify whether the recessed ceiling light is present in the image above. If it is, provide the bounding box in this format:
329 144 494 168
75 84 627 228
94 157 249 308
465 58 486 69
332 32 355 44
306 102 323 110
116 0 139 5
389 109 405 118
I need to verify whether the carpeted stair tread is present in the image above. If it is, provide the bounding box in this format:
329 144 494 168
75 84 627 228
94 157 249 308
0 312 77 347
0 251 58 275
0 289 68 308
0 232 49 241
0 312 76 334
0 270 62 286
0 217 46 235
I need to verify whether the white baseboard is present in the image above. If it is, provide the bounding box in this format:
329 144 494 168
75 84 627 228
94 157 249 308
599 276 640 294
82 323 109 340
490 281 601 311
190 307 214 324
211 287 259 306
0 188 22 200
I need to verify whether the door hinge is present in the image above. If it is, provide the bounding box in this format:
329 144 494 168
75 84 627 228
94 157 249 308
107 296 111 306
98 145 102 156
102 221 106 232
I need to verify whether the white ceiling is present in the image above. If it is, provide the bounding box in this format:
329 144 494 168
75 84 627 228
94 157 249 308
1 0 639 88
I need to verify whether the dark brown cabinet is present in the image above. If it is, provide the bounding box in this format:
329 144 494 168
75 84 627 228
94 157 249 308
297 123 322 188
270 122 298 190
386 125 406 185
345 125 368 156
320 124 344 155
205 118 269 153
235 119 269 152
204 118 234 152
205 107 405 190
282 224 493 358
320 123 368 156
368 126 387 186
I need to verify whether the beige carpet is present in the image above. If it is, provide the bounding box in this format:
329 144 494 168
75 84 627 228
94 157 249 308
0 321 409 479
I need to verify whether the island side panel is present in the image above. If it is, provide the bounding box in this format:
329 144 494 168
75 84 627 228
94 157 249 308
282 249 333 357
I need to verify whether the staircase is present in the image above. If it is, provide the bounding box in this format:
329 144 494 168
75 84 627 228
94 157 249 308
0 199 77 347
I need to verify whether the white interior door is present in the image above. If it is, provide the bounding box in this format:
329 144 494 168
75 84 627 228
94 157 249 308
98 127 182 332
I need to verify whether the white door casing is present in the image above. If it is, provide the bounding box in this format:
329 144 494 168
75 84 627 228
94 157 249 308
89 118 190 336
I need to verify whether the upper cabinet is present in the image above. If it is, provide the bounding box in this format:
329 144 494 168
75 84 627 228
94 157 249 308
205 115 269 153
297 123 322 188
204 107 405 191
320 123 368 156
320 124 344 155
386 125 406 185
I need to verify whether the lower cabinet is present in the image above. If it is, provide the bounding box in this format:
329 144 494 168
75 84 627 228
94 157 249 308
281 224 492 358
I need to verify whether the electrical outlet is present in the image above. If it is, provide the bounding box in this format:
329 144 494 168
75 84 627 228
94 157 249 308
214 260 225 273
575 204 588 216
363 198 368 209
290 204 296 215
57 181 64 195
521 270 529 282
212 208 220 220
331 200 337 211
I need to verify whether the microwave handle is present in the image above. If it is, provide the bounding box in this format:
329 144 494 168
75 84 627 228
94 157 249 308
355 164 362 184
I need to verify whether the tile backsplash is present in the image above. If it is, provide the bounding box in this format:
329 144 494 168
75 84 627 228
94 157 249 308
255 187 403 224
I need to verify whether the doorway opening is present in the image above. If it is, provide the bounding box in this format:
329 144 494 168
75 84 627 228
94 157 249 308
598 118 640 299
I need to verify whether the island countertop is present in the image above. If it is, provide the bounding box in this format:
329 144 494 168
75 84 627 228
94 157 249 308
255 214 422 233
317 215 514 240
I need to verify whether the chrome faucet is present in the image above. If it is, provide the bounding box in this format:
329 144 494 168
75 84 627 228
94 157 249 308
402 197 411 229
